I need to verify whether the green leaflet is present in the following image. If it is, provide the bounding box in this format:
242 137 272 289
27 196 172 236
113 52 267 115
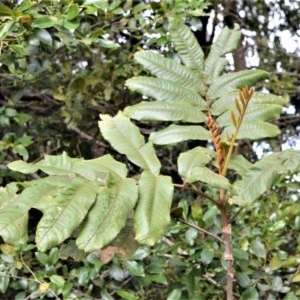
76 177 138 252
99 112 161 175
8 151 117 181
208 69 269 99
217 103 283 125
36 177 99 251
228 155 253 175
125 77 206 108
149 124 210 145
0 183 18 207
7 160 39 174
178 147 214 182
0 182 57 245
77 155 128 179
204 24 241 80
124 101 206 123
135 171 174 246
231 150 300 206
211 91 287 115
223 121 280 140
168 18 205 79
251 92 289 105
185 166 231 189
134 50 202 92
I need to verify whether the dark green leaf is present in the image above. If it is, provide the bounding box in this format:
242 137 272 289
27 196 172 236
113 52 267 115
125 260 145 277
250 239 266 259
34 16 56 28
0 21 15 41
200 247 215 264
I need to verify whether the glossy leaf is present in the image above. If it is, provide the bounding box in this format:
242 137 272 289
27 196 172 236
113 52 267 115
134 50 202 91
34 16 56 28
149 125 210 145
200 247 215 264
99 112 161 174
167 289 182 300
36 29 53 46
250 239 266 258
124 101 206 123
0 21 15 41
125 77 206 107
240 287 259 300
135 171 173 246
77 177 138 252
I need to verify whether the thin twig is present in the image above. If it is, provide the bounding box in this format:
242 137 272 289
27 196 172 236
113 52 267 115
20 254 60 300
173 183 220 206
229 206 245 224
203 273 226 291
71 127 107 147
178 218 224 245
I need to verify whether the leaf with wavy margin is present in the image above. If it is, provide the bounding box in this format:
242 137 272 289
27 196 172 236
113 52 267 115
36 177 99 251
99 112 161 174
178 147 214 182
76 177 138 252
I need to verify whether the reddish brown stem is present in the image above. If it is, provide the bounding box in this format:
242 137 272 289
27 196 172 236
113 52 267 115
219 190 235 300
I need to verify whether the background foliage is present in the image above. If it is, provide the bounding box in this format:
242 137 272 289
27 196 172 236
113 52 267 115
0 0 299 299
